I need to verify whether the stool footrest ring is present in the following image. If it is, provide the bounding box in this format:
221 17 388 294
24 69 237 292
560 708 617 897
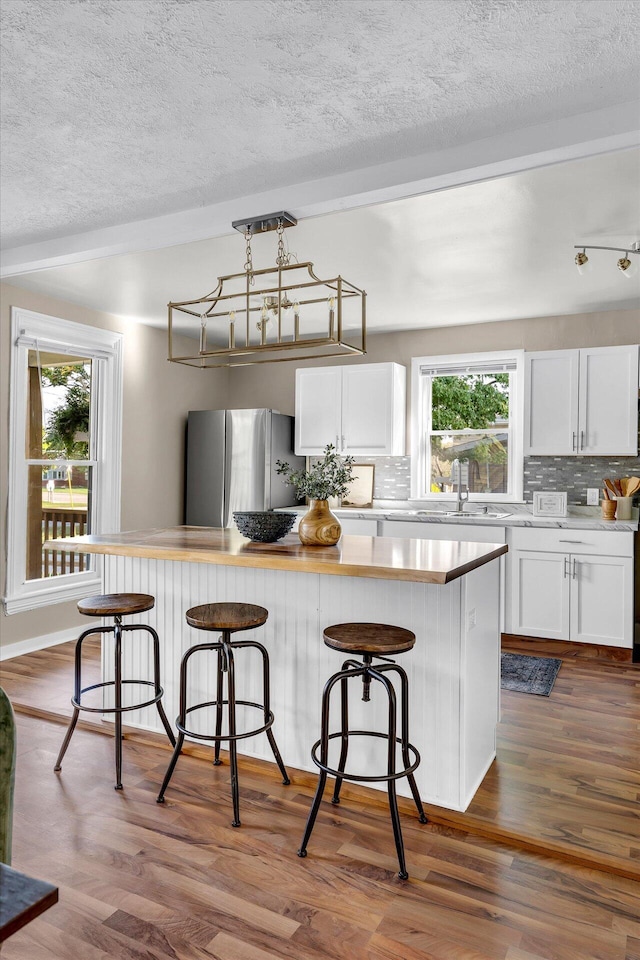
73 679 164 714
311 730 421 783
177 699 275 743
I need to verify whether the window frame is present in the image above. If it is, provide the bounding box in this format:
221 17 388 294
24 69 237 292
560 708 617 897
410 349 524 502
4 308 123 614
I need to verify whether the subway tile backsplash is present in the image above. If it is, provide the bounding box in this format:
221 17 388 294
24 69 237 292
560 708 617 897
352 456 412 501
344 453 640 505
522 455 640 504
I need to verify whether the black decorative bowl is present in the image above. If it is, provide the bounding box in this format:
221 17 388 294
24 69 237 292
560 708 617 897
233 511 296 543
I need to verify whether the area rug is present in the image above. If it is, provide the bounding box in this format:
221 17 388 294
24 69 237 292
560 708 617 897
500 653 562 696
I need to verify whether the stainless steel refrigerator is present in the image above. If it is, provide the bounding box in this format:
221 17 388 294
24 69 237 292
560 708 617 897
185 409 304 527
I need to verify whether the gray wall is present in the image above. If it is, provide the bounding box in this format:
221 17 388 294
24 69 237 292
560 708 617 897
0 282 228 654
226 307 640 503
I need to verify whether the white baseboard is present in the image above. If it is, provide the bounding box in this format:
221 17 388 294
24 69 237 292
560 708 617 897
0 627 78 662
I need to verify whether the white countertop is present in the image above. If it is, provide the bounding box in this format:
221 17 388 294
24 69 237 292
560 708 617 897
280 501 639 532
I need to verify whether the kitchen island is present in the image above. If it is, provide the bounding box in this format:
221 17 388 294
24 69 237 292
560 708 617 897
49 527 507 812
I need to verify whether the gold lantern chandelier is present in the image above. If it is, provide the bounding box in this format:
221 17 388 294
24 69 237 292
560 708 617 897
168 212 366 367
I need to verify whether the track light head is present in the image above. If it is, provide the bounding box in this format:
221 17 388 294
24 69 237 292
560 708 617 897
574 250 590 275
617 255 637 278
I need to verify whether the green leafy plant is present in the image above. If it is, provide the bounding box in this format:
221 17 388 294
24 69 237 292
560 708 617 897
276 444 356 501
42 364 91 459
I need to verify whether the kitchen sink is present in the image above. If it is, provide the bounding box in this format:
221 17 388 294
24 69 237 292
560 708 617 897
443 511 511 519
403 509 512 520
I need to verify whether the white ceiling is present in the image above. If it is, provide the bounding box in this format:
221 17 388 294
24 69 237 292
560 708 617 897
2 0 639 251
8 149 639 333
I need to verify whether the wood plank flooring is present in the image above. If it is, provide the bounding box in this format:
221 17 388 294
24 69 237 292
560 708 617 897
3 711 640 960
3 638 639 879
2 638 640 958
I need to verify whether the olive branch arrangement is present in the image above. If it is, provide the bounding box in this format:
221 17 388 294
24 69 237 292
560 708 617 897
276 444 356 500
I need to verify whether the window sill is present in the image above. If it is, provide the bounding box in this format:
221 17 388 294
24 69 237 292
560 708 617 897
3 576 102 615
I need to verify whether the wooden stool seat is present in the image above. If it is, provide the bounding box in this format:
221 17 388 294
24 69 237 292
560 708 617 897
186 602 268 633
323 622 416 656
77 594 155 618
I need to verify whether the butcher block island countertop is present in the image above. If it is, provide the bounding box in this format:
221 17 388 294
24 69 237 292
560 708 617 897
48 525 507 813
47 525 507 583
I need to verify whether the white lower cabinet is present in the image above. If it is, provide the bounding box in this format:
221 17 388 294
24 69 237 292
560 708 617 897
507 529 634 648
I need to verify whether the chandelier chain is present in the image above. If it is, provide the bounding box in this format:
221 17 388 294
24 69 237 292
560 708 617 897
244 229 254 285
275 218 290 268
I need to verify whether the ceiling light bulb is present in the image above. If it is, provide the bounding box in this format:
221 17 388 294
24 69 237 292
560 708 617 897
574 250 591 275
617 255 636 278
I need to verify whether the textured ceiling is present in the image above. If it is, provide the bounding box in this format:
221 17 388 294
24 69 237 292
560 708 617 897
2 0 639 249
9 150 639 333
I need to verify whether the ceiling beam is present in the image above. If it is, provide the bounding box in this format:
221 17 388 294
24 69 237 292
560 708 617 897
1 100 638 280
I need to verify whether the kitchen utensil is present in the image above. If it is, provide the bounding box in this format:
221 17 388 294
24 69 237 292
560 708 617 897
601 499 617 521
614 497 633 520
613 479 624 496
603 479 618 499
602 485 610 500
623 476 640 497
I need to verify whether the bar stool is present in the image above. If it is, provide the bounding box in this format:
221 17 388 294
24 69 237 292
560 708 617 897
297 622 428 879
156 602 290 826
54 593 176 790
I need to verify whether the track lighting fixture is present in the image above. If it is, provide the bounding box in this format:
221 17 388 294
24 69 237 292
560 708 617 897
573 241 639 278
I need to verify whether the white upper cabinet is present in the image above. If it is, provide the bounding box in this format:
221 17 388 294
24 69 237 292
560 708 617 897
524 345 638 456
524 351 579 455
579 346 638 455
295 362 406 456
294 367 342 455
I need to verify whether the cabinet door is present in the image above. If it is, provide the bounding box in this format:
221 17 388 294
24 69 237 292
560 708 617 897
570 554 633 647
578 346 639 455
510 550 570 640
524 351 579 455
341 363 405 456
295 367 342 455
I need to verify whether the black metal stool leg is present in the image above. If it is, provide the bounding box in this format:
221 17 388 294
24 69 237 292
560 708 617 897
371 667 408 880
143 624 176 748
213 647 224 765
389 663 428 823
114 617 124 790
298 671 341 857
331 671 350 805
156 732 185 802
53 707 80 772
54 624 96 772
157 640 198 801
253 640 290 785
224 635 241 827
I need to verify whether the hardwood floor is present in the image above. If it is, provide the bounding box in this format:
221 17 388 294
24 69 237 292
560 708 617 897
4 711 640 960
2 638 640 958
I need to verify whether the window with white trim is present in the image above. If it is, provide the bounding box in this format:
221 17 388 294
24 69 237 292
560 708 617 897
5 308 123 614
411 351 524 502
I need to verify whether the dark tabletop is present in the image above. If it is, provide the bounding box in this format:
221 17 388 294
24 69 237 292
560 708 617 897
0 863 58 942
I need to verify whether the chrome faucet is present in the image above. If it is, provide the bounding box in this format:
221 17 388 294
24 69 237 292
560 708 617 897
452 458 469 513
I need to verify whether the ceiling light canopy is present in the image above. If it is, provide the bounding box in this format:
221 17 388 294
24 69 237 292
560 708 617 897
573 241 639 278
168 212 366 367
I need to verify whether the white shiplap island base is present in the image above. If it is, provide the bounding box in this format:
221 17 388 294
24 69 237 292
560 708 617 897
48 527 508 812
